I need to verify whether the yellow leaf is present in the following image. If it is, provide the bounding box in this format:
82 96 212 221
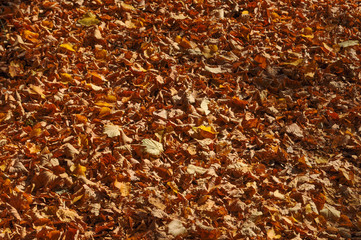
71 164 86 177
195 125 217 134
301 34 314 38
72 194 84 204
78 12 100 26
271 12 280 19
105 95 117 102
0 164 6 171
41 20 54 29
99 107 112 118
114 180 131 196
60 73 73 83
302 27 313 34
120 2 135 11
281 59 304 66
167 181 178 194
242 10 249 16
60 43 76 52
95 101 113 107
174 35 182 43
209 44 218 53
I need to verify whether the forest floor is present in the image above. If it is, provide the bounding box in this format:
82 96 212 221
1 0 361 239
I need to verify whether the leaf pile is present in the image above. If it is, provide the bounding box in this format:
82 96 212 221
1 0 361 239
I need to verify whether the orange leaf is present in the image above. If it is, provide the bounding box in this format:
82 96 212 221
254 55 267 69
75 114 87 124
23 30 39 43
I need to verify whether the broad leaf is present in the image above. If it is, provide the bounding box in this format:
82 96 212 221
141 139 163 156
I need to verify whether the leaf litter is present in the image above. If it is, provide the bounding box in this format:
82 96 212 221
0 0 361 239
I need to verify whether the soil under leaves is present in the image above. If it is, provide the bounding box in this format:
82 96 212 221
1 0 361 239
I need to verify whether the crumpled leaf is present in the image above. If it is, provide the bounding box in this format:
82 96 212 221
78 12 100 26
168 219 187 237
114 180 131 196
200 99 210 115
187 164 207 175
70 164 86 177
205 65 223 74
28 84 46 98
141 138 163 156
23 30 39 43
194 125 217 135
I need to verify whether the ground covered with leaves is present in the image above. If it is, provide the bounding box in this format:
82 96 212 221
1 0 361 239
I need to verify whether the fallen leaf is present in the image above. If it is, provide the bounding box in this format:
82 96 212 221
168 219 187 237
78 12 100 26
141 138 163 156
104 124 121 138
60 43 76 52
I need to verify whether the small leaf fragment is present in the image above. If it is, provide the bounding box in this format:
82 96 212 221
195 125 217 134
200 99 210 115
281 59 304 66
60 43 76 52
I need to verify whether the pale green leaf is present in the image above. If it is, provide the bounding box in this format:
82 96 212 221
338 40 359 48
141 139 163 156
78 12 100 27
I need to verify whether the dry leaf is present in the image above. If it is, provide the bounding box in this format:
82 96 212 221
78 12 100 26
141 139 163 156
104 124 121 138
